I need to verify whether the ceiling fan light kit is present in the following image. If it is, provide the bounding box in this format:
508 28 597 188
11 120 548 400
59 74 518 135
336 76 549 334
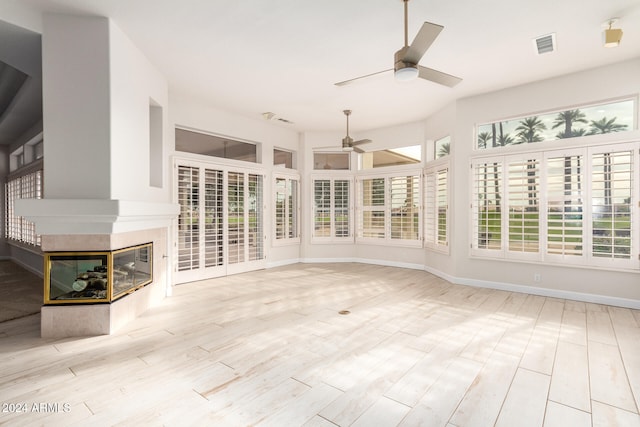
394 47 419 82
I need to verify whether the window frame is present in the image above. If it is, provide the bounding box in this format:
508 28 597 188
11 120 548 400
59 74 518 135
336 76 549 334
356 168 422 248
5 159 44 247
424 159 450 253
470 141 639 271
475 96 636 151
310 174 354 244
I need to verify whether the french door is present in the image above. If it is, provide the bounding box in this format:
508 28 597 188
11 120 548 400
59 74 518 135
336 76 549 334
174 159 265 284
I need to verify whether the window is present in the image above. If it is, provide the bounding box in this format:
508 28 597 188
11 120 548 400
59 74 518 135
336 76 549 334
274 175 300 243
357 172 421 246
311 177 353 242
313 152 350 170
472 161 503 254
591 149 632 262
507 157 540 258
361 145 422 169
434 136 451 159
471 142 638 269
477 98 634 150
360 178 385 238
5 164 43 246
175 128 258 163
425 163 449 252
274 149 294 169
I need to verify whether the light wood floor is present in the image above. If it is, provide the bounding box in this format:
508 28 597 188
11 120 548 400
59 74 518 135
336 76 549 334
1 263 640 426
0 260 42 323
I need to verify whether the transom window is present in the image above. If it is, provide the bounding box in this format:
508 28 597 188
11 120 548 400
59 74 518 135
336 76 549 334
477 98 634 150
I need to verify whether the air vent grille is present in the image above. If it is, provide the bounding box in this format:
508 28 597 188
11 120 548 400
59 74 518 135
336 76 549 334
534 33 556 54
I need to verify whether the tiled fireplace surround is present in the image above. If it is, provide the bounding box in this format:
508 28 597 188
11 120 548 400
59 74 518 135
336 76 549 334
40 228 168 338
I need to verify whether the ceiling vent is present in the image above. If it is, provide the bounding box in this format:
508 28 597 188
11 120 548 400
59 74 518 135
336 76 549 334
262 111 294 125
534 33 556 55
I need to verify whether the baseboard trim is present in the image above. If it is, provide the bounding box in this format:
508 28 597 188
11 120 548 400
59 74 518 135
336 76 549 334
272 258 640 309
300 257 424 271
451 276 640 310
6 257 44 278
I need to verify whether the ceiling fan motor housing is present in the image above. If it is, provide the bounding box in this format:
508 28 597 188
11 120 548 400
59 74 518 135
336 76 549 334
342 136 354 151
394 47 419 80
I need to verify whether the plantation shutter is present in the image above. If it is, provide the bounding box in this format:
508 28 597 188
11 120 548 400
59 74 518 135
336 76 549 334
228 171 245 264
436 168 449 247
471 159 503 255
248 173 263 261
334 180 350 237
177 165 200 271
360 178 386 239
204 169 224 268
590 146 634 268
313 179 331 238
425 167 449 251
288 179 299 239
389 175 420 241
545 152 584 261
274 178 286 240
506 156 541 259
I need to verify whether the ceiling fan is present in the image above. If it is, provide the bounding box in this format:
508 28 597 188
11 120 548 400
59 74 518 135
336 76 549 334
335 0 462 87
316 110 372 154
340 109 371 153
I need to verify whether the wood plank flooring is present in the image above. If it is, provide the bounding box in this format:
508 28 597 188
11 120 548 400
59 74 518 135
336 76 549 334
0 260 42 323
1 263 639 426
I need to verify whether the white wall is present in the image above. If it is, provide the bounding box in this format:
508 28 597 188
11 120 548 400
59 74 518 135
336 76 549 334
451 58 640 305
42 14 111 199
109 19 170 203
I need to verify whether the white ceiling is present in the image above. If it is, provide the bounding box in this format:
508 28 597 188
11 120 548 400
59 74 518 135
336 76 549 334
6 0 640 134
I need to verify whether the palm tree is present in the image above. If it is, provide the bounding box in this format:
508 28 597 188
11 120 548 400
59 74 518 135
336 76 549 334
552 110 586 214
437 142 450 158
497 133 514 146
554 128 587 139
477 132 492 149
515 116 546 143
552 109 587 139
587 117 628 135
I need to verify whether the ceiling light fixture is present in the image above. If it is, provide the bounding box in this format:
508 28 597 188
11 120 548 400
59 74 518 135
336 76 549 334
603 18 623 48
394 62 419 82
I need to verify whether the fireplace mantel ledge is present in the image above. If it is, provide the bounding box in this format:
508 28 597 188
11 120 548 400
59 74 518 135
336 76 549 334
15 199 179 234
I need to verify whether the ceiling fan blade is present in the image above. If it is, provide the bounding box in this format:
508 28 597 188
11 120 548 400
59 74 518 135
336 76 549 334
353 139 372 146
403 22 443 65
334 69 393 86
418 65 462 87
353 146 366 154
315 145 343 151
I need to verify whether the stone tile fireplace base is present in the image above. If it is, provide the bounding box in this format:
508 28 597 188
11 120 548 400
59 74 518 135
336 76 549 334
40 228 168 338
